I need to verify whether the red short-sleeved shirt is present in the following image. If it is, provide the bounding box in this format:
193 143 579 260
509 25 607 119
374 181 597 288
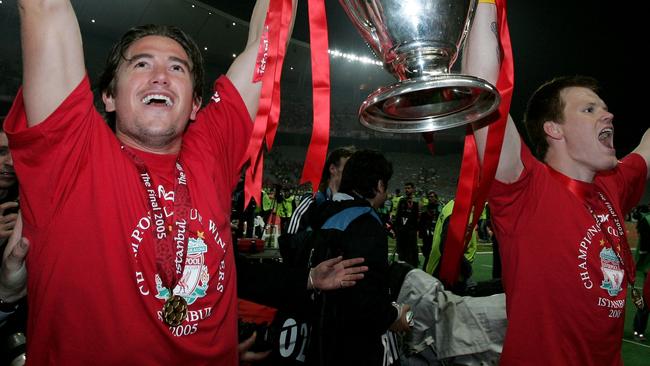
489 144 646 366
5 75 252 365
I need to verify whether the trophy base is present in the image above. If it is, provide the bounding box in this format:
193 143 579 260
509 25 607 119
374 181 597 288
358 75 500 133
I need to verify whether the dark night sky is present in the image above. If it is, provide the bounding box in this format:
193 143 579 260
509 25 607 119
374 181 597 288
208 0 646 156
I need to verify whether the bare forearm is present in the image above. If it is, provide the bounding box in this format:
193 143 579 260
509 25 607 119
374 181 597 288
245 0 297 53
227 0 297 119
463 2 522 183
462 3 500 87
19 0 85 126
247 0 270 47
463 3 500 163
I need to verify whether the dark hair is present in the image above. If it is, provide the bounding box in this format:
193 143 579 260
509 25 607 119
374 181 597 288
319 146 356 192
524 75 600 160
339 149 393 200
98 24 205 125
405 182 415 188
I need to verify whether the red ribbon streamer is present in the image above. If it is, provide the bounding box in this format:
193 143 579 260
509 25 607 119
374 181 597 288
466 0 514 249
243 0 292 206
439 127 479 287
243 0 329 204
438 0 514 286
422 131 436 156
300 0 331 192
265 0 294 150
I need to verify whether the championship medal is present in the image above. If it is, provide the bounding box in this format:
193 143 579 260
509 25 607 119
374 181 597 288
125 148 193 329
163 295 188 327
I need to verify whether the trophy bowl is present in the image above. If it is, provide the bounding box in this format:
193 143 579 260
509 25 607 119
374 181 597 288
340 0 500 133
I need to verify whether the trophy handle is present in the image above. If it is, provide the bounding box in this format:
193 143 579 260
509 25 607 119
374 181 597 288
339 0 381 54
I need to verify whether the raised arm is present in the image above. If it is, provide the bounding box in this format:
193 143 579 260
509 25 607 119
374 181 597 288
462 2 523 183
632 129 650 179
226 0 297 121
19 0 85 126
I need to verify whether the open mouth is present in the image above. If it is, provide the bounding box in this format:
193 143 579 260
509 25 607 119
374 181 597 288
0 171 16 178
141 94 173 107
598 127 614 149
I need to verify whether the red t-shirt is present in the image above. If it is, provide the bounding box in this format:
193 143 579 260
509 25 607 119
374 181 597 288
489 144 647 366
4 75 252 365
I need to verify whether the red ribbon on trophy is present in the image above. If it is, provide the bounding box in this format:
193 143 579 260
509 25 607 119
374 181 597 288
300 0 331 192
438 0 514 286
244 0 331 205
243 0 293 206
422 131 436 156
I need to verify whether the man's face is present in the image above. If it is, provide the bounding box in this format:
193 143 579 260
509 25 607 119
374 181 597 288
103 35 200 152
554 87 617 173
0 133 16 190
404 184 415 197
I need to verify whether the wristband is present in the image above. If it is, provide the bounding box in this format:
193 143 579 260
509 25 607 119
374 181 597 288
391 302 402 324
478 0 496 4
308 269 320 293
406 310 414 327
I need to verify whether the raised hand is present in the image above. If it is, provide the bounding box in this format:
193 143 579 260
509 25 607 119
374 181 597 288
238 331 271 364
309 256 368 291
0 213 28 304
0 201 19 244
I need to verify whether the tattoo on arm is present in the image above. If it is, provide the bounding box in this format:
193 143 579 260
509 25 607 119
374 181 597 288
491 21 501 62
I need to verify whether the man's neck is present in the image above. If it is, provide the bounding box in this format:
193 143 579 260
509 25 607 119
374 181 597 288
117 133 181 155
368 198 381 209
328 182 338 195
545 155 596 183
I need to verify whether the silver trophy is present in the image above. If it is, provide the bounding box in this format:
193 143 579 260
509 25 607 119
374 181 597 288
340 0 500 133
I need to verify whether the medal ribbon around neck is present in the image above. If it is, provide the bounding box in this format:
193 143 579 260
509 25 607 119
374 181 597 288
122 146 192 324
546 165 643 309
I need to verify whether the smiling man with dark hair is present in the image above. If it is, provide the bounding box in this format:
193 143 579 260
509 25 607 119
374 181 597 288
2 0 294 364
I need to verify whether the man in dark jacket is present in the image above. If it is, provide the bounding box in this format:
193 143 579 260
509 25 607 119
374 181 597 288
308 150 412 366
394 182 420 267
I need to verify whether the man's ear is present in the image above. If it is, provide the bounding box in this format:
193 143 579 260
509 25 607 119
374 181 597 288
543 120 563 140
376 180 386 194
102 92 116 113
329 163 338 176
190 96 202 121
